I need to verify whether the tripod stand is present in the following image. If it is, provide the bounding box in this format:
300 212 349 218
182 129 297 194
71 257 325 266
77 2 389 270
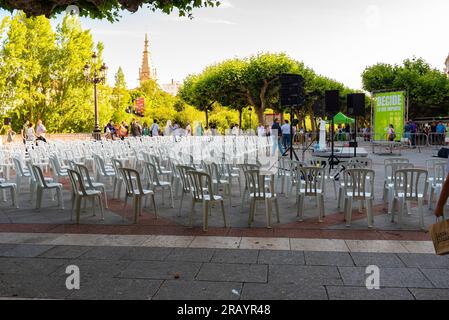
282 107 299 161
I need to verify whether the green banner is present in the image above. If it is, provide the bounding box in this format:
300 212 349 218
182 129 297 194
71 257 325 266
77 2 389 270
374 91 405 141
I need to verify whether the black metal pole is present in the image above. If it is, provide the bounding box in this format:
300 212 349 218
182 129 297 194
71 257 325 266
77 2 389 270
354 114 357 158
331 116 335 169
290 108 294 160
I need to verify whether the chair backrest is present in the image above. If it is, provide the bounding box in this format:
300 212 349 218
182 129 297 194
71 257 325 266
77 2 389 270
308 157 328 168
93 154 107 175
385 158 409 166
187 170 214 201
76 164 95 189
32 165 48 188
343 169 375 200
348 157 373 169
50 155 64 175
297 167 325 196
68 169 88 196
12 156 26 176
432 162 447 185
119 168 145 196
244 169 268 198
394 169 428 200
177 165 195 193
144 162 162 186
111 158 124 176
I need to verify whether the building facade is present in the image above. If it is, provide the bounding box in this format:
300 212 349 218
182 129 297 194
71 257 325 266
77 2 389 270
445 54 449 76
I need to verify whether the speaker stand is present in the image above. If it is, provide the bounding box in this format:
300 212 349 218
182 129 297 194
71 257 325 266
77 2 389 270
282 107 299 161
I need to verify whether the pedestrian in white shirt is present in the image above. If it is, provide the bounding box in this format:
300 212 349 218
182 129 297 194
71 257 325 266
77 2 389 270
257 124 266 137
281 120 291 150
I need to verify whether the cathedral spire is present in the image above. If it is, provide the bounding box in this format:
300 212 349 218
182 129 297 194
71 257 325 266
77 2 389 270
139 33 156 84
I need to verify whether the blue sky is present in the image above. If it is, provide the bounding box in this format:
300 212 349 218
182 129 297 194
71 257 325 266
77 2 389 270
1 0 448 89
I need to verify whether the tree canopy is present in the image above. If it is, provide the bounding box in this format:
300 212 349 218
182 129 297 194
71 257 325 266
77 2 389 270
362 57 449 118
179 52 356 130
0 0 220 22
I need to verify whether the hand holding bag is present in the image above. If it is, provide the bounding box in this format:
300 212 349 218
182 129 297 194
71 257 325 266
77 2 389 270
429 217 449 255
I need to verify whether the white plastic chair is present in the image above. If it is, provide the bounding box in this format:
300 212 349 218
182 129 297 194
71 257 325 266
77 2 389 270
296 166 326 223
391 169 428 230
187 170 227 232
244 169 280 229
0 178 18 208
120 167 157 224
32 165 64 210
68 169 104 224
144 162 175 208
342 169 375 228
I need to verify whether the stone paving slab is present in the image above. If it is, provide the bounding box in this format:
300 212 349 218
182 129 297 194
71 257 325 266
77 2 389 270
38 245 92 259
338 267 434 288
304 251 355 266
268 265 343 286
1 244 54 258
153 280 242 300
118 260 202 281
257 250 305 265
165 248 215 263
241 283 328 300
0 257 70 276
51 259 131 279
349 252 406 268
196 263 267 283
69 278 163 300
409 288 449 300
0 274 71 299
420 269 449 289
397 253 449 269
326 286 415 300
211 249 259 264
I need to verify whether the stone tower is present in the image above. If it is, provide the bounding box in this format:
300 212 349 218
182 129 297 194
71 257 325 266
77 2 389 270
139 34 157 84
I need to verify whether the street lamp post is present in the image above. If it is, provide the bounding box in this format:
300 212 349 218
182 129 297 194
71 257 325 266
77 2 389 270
84 52 108 141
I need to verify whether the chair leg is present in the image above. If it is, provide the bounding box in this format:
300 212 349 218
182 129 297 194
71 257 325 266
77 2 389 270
202 201 209 232
189 199 195 228
133 197 138 224
265 198 272 229
274 198 280 223
319 195 325 223
387 188 395 214
248 198 255 227
428 186 435 210
240 188 247 214
398 197 405 227
75 196 82 224
11 186 18 208
346 196 353 227
102 186 109 209
169 187 174 208
98 195 104 220
178 192 185 217
418 198 425 230
220 200 227 228
59 188 65 210
366 198 374 228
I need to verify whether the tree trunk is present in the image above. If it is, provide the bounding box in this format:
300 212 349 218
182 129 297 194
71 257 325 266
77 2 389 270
238 109 242 128
256 106 264 125
205 109 209 127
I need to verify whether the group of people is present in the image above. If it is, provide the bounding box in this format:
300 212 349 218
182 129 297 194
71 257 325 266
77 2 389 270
16 119 47 144
103 119 204 140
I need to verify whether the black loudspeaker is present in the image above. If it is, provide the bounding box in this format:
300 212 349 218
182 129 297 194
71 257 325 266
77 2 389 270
3 118 11 125
279 74 305 108
313 98 325 117
347 93 365 116
325 90 340 115
438 148 449 159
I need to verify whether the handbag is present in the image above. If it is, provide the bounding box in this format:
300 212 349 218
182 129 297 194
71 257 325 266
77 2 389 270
429 217 449 255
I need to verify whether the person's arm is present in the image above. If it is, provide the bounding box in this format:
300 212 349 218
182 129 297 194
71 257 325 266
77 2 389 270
435 174 449 217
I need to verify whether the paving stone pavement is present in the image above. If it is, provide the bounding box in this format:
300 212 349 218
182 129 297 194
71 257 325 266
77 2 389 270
1 243 448 300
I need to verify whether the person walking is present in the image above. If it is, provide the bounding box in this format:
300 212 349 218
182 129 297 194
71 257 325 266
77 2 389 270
36 119 47 143
26 122 36 144
150 120 160 137
257 123 266 137
142 122 150 136
6 127 16 143
164 120 174 136
281 120 292 151
21 120 29 144
271 118 284 156
185 122 192 136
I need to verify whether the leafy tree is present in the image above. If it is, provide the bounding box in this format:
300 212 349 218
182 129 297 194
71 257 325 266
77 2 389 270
362 57 449 118
111 66 131 123
0 0 221 22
